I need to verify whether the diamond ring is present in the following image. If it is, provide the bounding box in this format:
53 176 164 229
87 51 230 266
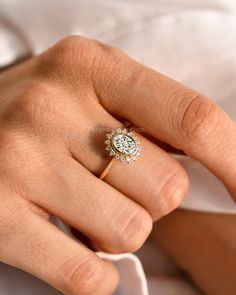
105 128 141 163
100 128 141 180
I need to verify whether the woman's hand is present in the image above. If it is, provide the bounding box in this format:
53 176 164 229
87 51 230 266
0 36 235 295
152 210 236 295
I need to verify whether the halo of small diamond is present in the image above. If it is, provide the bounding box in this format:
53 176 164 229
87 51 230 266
105 128 141 163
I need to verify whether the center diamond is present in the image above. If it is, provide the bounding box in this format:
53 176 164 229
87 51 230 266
112 134 137 155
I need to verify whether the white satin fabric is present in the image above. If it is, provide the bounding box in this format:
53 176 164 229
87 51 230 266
0 0 236 294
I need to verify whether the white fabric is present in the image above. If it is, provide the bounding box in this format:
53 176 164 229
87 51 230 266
56 220 149 295
0 0 236 294
98 253 149 295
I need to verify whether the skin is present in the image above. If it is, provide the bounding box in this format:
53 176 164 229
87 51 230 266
152 210 236 295
0 35 235 295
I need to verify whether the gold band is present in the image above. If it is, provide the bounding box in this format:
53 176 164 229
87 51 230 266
99 158 116 180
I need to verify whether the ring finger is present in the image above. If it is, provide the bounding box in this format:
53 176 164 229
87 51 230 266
67 100 189 221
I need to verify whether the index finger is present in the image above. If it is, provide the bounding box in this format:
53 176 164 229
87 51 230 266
96 47 236 198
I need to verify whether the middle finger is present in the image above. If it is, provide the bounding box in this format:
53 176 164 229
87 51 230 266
20 153 153 254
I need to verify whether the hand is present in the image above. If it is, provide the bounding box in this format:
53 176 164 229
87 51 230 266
0 36 235 295
152 210 236 295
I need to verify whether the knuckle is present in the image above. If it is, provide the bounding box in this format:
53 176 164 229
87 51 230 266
96 42 126 61
45 35 99 73
117 208 152 253
11 81 56 126
54 35 95 58
179 93 220 144
163 170 189 216
37 35 113 89
151 166 189 219
39 35 130 100
86 42 131 100
62 256 104 295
